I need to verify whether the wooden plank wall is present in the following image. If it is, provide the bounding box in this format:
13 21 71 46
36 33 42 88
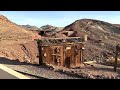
39 43 84 68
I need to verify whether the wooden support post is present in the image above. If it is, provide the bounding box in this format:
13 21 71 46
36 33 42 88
63 42 67 67
37 40 43 65
80 46 85 63
80 48 83 63
114 44 119 72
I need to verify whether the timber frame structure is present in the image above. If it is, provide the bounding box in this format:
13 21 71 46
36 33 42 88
37 37 84 68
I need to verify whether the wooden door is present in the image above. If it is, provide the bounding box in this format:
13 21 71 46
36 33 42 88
64 43 83 68
64 45 72 68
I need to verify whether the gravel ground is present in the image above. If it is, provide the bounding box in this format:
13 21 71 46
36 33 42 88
0 58 81 79
69 63 120 79
1 57 119 79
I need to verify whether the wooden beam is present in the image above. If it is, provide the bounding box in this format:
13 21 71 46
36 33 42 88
37 41 43 65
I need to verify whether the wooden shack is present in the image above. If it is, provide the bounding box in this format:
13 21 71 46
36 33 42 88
37 37 84 68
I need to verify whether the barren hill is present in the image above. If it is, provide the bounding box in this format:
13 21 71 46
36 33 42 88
0 15 41 64
18 24 63 37
41 24 63 32
40 24 63 36
55 19 120 62
0 15 41 45
18 24 39 30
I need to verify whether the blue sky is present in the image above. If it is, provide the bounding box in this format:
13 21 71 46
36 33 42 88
0 11 120 27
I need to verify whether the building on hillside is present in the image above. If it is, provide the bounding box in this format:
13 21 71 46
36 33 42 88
37 37 85 68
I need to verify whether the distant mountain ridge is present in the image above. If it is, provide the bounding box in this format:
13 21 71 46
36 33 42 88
40 24 63 31
19 24 63 31
18 24 40 30
19 24 64 36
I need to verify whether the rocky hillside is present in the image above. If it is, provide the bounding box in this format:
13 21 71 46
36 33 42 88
19 24 63 32
113 24 120 28
41 24 63 31
40 25 63 36
0 15 41 44
0 15 41 64
18 24 41 37
55 19 120 62
19 24 63 37
19 24 39 30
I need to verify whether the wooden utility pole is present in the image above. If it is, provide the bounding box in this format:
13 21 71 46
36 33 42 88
114 44 120 72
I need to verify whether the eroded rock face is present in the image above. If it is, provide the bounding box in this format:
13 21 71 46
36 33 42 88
0 15 41 43
0 15 41 64
0 41 39 64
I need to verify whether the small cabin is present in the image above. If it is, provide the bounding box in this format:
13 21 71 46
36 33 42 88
37 37 84 68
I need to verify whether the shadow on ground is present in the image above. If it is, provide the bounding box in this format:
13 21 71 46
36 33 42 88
0 57 31 65
0 57 120 79
0 57 53 70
